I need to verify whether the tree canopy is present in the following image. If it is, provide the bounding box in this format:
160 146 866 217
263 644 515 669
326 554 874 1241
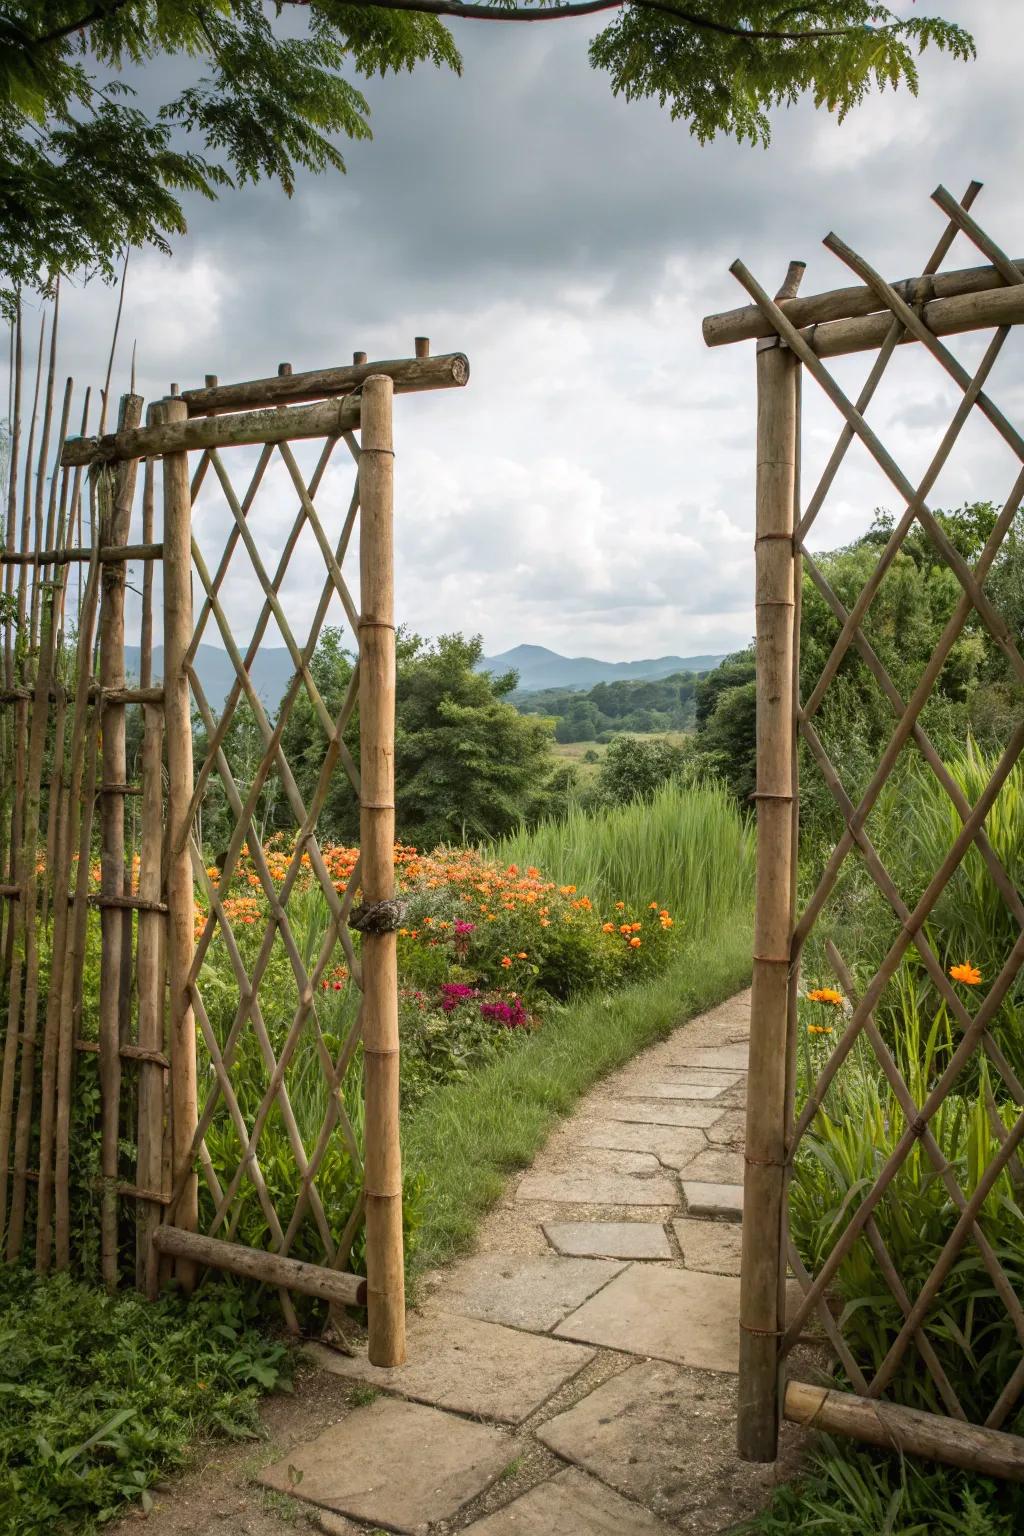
2 2 973 308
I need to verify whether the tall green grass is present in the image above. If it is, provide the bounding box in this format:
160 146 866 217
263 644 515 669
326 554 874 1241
496 778 753 940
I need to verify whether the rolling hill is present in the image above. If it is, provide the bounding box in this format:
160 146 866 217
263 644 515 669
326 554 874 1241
478 644 727 693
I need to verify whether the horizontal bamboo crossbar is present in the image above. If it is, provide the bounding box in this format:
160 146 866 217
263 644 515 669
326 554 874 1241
748 284 1024 360
75 1040 169 1067
61 397 363 468
181 352 470 415
0 543 162 566
785 1381 1024 1482
151 1225 368 1306
703 255 1024 346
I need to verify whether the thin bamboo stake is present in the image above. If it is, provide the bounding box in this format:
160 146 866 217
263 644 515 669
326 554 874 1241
98 393 143 1289
30 285 60 649
737 333 799 1462
135 703 165 1298
160 397 198 1290
359 376 405 1368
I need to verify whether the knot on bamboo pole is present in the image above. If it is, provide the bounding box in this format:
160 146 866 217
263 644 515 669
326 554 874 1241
349 898 406 935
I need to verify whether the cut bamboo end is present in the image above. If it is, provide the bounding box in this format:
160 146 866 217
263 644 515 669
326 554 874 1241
179 351 469 417
784 1381 1024 1482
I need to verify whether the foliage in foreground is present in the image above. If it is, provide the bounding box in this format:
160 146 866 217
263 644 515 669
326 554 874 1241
0 1268 292 1536
2 5 972 308
745 1438 1024 1535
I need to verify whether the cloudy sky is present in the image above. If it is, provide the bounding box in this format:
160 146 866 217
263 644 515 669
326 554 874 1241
43 0 1024 663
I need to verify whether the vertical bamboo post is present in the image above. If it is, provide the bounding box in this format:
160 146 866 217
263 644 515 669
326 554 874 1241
161 397 199 1291
98 392 143 1289
737 331 800 1462
358 375 406 1367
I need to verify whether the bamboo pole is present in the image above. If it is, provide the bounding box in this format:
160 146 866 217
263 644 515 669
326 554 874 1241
161 397 198 1290
151 1224 367 1305
358 376 405 1367
97 393 143 1289
784 1381 1024 1482
62 396 364 469
737 332 800 1462
180 351 469 416
702 250 1024 346
135 699 165 1296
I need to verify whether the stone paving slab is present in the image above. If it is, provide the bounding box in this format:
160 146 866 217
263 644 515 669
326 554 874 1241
682 1181 744 1220
516 1170 678 1205
672 1217 743 1275
581 1120 706 1168
680 1147 744 1185
622 1081 732 1101
537 1359 789 1532
660 1069 745 1090
660 1044 750 1071
553 1263 742 1373
544 1221 672 1261
260 1397 511 1533
461 1467 675 1534
307 1314 593 1424
600 1100 725 1128
440 1252 627 1332
704 1108 747 1145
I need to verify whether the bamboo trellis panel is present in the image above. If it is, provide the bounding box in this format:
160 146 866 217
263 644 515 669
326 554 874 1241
704 183 1024 1478
1 337 467 1371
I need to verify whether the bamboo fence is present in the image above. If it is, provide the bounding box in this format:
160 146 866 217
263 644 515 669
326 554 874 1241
704 181 1024 1478
0 313 468 1362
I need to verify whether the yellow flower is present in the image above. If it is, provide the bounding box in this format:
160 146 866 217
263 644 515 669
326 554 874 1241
949 962 982 986
807 987 843 1007
808 1024 833 1035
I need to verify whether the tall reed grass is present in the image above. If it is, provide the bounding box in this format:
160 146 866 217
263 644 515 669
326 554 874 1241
495 779 754 940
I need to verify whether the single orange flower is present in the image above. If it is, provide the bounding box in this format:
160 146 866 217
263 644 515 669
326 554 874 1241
516 951 528 959
949 962 982 986
807 987 843 1006
629 937 642 948
602 922 616 933
501 956 512 968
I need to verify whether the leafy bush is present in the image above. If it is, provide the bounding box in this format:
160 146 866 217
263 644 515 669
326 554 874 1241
0 1268 292 1536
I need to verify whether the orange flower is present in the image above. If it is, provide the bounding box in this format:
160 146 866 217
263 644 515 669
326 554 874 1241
630 922 642 932
949 962 982 986
619 924 632 935
540 918 550 927
629 937 642 948
501 956 512 968
660 917 673 929
602 922 616 934
808 1024 833 1035
615 901 625 911
807 987 843 1006
649 902 659 910
516 951 528 959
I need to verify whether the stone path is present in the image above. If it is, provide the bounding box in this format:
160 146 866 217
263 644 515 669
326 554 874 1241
258 989 806 1535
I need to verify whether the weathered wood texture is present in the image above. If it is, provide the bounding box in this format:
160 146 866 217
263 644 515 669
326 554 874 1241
152 1225 368 1306
785 1383 1024 1482
62 396 362 468
703 253 1024 347
181 350 468 415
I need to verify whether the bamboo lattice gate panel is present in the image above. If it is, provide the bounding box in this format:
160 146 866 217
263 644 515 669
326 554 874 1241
705 183 1024 1475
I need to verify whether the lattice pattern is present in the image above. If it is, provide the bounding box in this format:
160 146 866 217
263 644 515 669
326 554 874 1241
165 422 369 1319
734 187 1024 1431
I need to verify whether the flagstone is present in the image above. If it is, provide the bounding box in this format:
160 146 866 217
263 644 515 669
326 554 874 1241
681 1181 744 1220
461 1467 675 1534
660 1043 750 1071
543 1221 672 1261
516 1170 678 1206
660 1069 745 1090
440 1252 627 1332
307 1314 593 1424
259 1397 510 1534
553 1263 741 1373
673 1217 744 1275
599 1099 724 1128
580 1120 705 1167
621 1080 731 1101
681 1147 744 1185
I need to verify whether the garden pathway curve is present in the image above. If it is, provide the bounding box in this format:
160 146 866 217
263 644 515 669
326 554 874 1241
258 988 806 1535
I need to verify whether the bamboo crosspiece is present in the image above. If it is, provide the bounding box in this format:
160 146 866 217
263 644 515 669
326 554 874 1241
705 182 1024 1477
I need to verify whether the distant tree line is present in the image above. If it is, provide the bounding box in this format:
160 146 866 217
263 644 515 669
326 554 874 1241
514 672 701 742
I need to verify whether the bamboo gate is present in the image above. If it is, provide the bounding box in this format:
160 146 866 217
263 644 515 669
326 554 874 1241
0 340 469 1366
704 183 1024 1477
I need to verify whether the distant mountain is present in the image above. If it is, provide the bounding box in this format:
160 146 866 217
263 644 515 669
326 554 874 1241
125 643 297 711
478 644 727 693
